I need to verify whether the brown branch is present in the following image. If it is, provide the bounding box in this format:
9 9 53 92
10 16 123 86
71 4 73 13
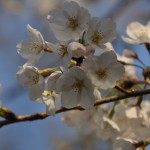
115 85 131 94
133 141 144 149
1 88 150 128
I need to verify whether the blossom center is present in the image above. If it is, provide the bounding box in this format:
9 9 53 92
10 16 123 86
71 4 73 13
31 75 39 84
30 41 43 53
25 72 39 86
91 31 104 44
96 69 107 79
68 16 79 30
73 80 83 93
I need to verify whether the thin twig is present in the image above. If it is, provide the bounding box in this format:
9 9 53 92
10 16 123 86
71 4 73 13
115 85 131 94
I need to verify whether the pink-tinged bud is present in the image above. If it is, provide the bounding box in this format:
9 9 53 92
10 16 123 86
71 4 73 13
85 45 95 56
67 42 86 58
123 49 138 59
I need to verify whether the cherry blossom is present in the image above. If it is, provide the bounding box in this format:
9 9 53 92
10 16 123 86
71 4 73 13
82 51 124 89
56 66 95 109
47 1 90 41
122 21 150 44
16 24 45 65
85 17 117 49
46 41 71 70
16 66 45 100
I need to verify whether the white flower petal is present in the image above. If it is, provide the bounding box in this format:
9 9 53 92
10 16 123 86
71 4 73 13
56 73 76 92
69 66 85 80
27 24 44 45
17 40 41 59
44 98 55 116
23 53 43 67
85 17 117 48
98 51 117 67
79 87 95 109
46 71 62 91
61 89 79 108
122 36 141 44
29 84 44 100
48 10 67 29
125 107 140 119
107 61 124 81
64 1 79 17
52 28 74 41
94 88 101 100
126 22 145 39
103 117 120 132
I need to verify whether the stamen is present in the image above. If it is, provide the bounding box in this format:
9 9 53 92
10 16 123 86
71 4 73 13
96 69 107 79
68 16 79 30
91 31 104 44
31 75 39 84
26 72 39 85
30 41 43 53
73 80 83 93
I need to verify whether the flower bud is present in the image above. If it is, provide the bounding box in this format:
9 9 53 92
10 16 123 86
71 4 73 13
123 49 138 59
67 42 86 58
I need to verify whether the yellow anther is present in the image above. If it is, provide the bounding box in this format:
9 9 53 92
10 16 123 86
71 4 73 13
68 16 79 30
91 32 103 44
73 80 83 93
96 69 107 79
30 41 43 53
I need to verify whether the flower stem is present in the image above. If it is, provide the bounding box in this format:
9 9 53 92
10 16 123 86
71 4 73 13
118 60 145 69
137 58 147 67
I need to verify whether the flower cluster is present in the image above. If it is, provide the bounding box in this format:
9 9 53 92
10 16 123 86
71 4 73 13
62 99 150 150
16 1 124 112
16 1 150 149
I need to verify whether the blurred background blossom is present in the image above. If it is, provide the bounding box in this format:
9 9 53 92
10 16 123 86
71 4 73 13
0 0 150 150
